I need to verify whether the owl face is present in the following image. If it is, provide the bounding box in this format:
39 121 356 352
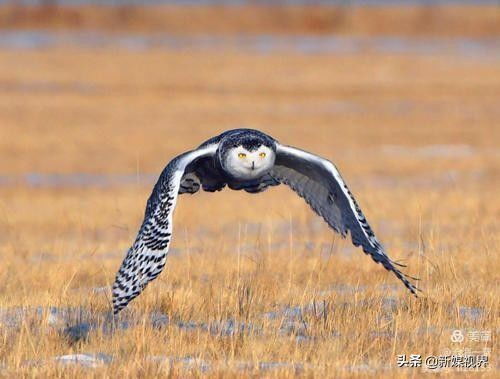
224 144 275 179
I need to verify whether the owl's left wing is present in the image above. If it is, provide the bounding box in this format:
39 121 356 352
271 144 419 296
112 143 218 314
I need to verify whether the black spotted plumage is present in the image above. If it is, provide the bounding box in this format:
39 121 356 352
112 128 419 315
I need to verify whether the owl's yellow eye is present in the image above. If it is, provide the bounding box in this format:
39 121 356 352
238 153 246 158
259 152 266 158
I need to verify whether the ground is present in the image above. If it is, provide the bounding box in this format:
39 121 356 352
0 10 498 377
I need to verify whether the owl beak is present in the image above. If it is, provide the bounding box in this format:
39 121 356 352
251 161 255 170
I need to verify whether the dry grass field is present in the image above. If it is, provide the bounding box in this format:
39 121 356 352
0 6 499 377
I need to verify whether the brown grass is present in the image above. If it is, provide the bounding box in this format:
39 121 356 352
0 4 499 37
0 43 498 376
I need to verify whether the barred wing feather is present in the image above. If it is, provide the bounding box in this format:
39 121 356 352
112 144 217 314
271 144 419 296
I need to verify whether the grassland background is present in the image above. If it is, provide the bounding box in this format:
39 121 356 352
0 1 499 377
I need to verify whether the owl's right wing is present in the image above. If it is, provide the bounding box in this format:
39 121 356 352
112 143 218 314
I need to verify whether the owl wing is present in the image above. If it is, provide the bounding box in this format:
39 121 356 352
271 144 419 296
112 143 218 314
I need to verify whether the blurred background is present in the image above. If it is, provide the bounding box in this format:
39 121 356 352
0 0 499 176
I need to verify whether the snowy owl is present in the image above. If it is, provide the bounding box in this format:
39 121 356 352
112 129 418 314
